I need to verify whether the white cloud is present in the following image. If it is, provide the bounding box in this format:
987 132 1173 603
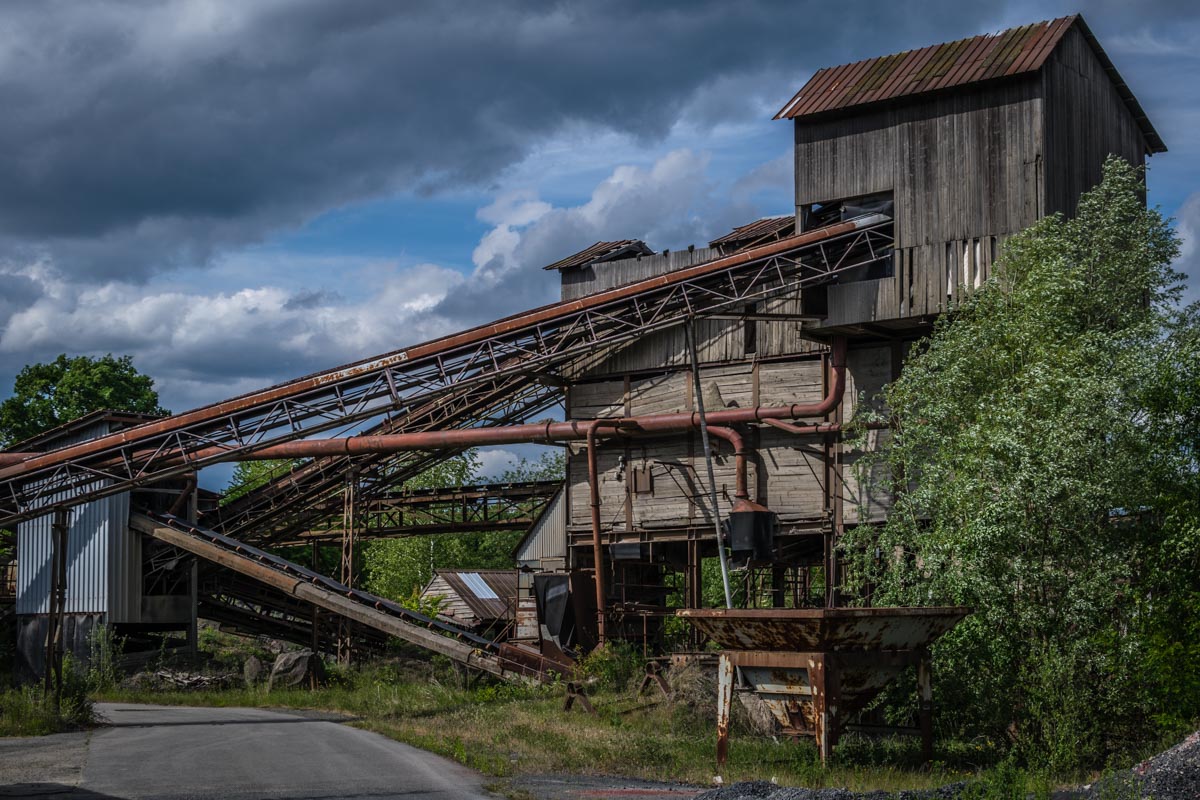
473 448 521 481
1176 192 1200 305
0 145 792 415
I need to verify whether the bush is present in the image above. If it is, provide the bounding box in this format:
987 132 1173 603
575 641 644 690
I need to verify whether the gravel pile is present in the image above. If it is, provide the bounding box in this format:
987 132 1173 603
695 729 1199 800
1073 729 1200 800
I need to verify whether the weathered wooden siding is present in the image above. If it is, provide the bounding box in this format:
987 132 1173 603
794 78 1044 249
794 78 1043 327
420 575 479 628
564 347 895 533
561 247 718 301
1040 26 1148 218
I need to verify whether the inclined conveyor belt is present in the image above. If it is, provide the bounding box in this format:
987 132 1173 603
130 511 569 682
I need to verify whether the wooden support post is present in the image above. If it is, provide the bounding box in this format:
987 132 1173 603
715 653 734 770
918 651 934 763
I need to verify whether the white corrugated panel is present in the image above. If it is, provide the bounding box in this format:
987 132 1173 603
14 420 134 619
515 487 567 568
459 572 499 601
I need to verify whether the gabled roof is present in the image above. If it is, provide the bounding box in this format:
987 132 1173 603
775 15 1165 154
4 409 167 453
709 216 796 252
542 239 654 271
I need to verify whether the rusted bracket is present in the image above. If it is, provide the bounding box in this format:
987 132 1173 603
563 682 596 715
636 660 671 699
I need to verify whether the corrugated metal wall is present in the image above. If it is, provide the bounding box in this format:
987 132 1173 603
515 487 566 570
14 420 138 621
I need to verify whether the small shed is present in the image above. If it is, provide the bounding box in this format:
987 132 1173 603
420 569 517 635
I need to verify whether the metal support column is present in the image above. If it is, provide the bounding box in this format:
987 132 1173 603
43 508 70 706
337 471 358 665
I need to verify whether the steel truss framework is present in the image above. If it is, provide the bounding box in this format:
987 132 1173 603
209 373 563 545
270 480 561 547
0 216 893 527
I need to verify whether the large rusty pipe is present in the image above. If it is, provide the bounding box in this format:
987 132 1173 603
203 339 845 463
705 426 748 501
0 220 875 484
762 419 890 436
0 342 846 469
586 419 623 645
167 473 198 518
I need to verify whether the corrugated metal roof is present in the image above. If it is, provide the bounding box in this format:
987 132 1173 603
709 216 795 250
436 569 517 622
774 15 1164 154
542 240 654 271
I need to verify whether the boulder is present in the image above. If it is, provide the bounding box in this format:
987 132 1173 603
243 655 264 687
267 649 325 690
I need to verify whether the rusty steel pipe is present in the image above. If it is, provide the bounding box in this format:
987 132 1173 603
586 419 624 645
167 473 198 519
705 426 749 501
762 419 890 436
0 222 870 485
0 340 847 468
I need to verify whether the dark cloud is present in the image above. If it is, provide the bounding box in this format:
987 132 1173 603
0 0 1012 281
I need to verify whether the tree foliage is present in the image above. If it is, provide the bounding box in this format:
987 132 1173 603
362 450 565 603
843 159 1200 771
0 353 168 447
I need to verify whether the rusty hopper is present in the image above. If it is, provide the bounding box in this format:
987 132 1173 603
677 607 968 764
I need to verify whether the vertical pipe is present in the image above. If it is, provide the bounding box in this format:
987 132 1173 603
586 419 622 644
686 320 733 609
705 426 748 501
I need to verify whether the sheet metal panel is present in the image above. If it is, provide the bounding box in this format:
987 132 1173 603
14 420 135 620
515 487 566 568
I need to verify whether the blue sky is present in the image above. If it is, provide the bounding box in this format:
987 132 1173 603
0 1 1196 488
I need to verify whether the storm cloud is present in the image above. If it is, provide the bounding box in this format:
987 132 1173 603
0 0 1010 281
0 0 1196 417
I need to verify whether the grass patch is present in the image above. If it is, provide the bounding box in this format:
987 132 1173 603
0 685 93 737
95 657 996 792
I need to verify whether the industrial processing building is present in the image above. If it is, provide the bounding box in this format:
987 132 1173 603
0 15 1162 760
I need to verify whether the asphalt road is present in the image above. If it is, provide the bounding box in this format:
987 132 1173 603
0 702 495 799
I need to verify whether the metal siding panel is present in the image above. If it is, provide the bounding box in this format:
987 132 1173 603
515 487 566 566
14 420 131 618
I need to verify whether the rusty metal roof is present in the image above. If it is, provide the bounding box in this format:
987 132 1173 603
709 216 795 251
437 569 517 621
774 15 1164 154
542 240 654 271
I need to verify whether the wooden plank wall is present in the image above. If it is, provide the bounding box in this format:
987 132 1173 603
794 78 1043 328
1040 26 1148 218
561 247 719 301
819 233 1006 326
565 347 895 532
794 79 1044 249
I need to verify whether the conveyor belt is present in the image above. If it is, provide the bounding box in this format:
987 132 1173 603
130 512 570 682
0 214 892 527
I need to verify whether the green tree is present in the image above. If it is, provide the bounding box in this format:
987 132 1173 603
222 460 302 505
362 449 565 603
843 158 1200 771
0 354 168 446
